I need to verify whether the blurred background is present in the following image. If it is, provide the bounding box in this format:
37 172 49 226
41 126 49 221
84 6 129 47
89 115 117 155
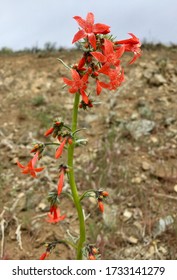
0 0 177 51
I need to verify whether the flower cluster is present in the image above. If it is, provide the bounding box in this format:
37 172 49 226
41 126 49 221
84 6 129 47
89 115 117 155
63 12 141 108
17 119 72 224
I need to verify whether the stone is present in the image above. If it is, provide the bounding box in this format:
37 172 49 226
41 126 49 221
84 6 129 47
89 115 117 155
142 161 151 171
149 74 167 86
131 177 142 184
126 119 155 140
103 204 117 228
174 185 177 192
122 209 133 221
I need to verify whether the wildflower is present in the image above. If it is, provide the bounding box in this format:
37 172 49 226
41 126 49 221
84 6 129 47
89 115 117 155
79 99 93 109
63 69 89 104
44 127 54 137
39 251 50 260
44 121 63 137
72 12 110 49
98 199 104 212
115 33 141 64
55 138 67 159
30 143 44 159
73 56 86 71
57 165 68 195
17 152 44 178
95 190 109 212
91 39 124 68
86 245 99 260
101 67 125 91
88 254 96 260
57 169 64 195
46 206 66 223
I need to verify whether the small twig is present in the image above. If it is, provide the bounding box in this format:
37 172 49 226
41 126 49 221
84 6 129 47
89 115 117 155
13 215 23 250
15 224 23 250
0 219 6 258
83 209 90 221
153 192 177 201
10 193 25 213
32 213 47 222
57 58 71 70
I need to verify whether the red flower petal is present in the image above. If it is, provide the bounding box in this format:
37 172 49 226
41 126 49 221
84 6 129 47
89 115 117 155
91 51 106 63
63 77 74 87
16 161 25 169
80 90 89 104
88 33 97 49
73 16 86 29
86 12 94 25
93 23 110 34
96 80 102 95
72 29 86 44
34 167 45 172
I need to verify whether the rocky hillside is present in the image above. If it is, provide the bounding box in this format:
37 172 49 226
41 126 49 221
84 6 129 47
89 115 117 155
0 46 177 259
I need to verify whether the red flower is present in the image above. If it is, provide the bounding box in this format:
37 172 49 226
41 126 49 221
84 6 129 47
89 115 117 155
17 152 44 178
46 206 66 223
98 200 104 212
72 12 110 49
57 169 64 195
79 99 93 109
39 252 49 260
98 66 124 91
91 39 124 68
55 138 67 159
44 127 54 137
96 190 109 212
44 121 62 137
63 69 89 104
115 33 141 64
89 254 96 260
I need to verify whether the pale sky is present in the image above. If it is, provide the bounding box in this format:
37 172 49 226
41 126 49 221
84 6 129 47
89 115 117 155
0 0 176 50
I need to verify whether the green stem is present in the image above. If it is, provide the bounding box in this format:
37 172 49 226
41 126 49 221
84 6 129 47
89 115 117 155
67 92 86 260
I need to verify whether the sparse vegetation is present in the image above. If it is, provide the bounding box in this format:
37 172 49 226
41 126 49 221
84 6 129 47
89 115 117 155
0 46 177 259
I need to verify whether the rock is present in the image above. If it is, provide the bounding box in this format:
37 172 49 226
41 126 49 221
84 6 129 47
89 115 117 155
130 112 139 120
122 209 133 221
149 74 167 86
142 161 151 171
131 177 142 184
103 204 117 228
151 160 177 180
138 105 153 119
38 202 48 211
143 69 153 79
125 235 139 244
164 117 176 126
152 215 174 238
86 114 99 123
126 119 156 140
150 136 159 144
